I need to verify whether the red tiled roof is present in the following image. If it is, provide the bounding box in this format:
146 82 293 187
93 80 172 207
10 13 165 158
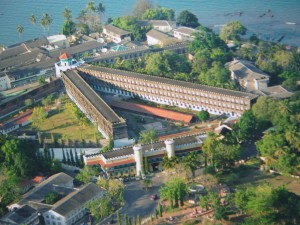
32 176 45 183
59 52 72 60
110 101 193 124
104 158 135 168
86 157 135 168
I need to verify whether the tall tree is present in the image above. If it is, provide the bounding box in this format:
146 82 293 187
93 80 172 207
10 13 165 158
30 106 47 128
220 21 247 42
17 24 24 38
40 13 52 34
30 14 36 25
139 129 158 144
87 1 96 14
62 7 72 21
133 0 153 18
182 152 201 177
177 10 199 28
96 2 105 21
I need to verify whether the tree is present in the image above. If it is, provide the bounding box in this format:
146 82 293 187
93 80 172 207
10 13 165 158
139 129 158 144
30 14 36 25
17 24 24 38
177 10 199 28
62 149 66 164
220 21 247 42
182 152 201 177
159 177 187 209
42 95 53 107
50 159 62 174
162 156 179 170
142 7 175 20
133 0 153 18
44 191 61 204
87 1 96 14
24 99 33 107
117 211 121 225
143 178 152 190
62 20 76 36
87 196 113 221
96 3 105 21
75 166 98 184
30 106 47 128
62 7 72 21
198 111 209 122
40 13 52 34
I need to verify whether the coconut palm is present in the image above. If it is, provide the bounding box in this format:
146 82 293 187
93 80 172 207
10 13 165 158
62 7 72 21
17 24 24 38
40 13 52 34
30 14 36 25
77 9 88 24
86 1 95 14
97 2 105 21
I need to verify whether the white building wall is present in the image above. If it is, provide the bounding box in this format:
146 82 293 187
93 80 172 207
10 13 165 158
147 36 160 46
0 75 10 91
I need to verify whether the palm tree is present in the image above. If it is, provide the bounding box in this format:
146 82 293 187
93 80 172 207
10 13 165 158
97 2 105 21
277 100 291 117
77 9 88 24
30 14 36 25
86 1 95 14
40 13 52 34
285 129 300 151
17 24 24 38
62 7 72 21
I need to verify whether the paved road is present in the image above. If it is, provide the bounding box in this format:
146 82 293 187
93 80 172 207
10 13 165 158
120 173 167 220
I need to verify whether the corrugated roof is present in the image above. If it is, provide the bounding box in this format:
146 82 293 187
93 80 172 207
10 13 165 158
51 183 105 216
104 24 131 36
110 101 193 123
174 27 198 36
146 29 170 41
63 70 123 123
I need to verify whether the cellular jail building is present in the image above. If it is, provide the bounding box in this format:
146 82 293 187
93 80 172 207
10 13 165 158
77 65 258 116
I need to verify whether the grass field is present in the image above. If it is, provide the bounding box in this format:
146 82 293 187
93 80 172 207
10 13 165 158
22 98 103 145
217 158 300 195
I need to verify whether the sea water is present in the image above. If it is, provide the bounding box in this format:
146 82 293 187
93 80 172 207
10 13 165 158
0 0 299 47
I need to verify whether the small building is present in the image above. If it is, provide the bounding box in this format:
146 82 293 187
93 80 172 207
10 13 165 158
138 20 177 32
55 53 84 78
32 176 46 184
0 205 39 225
226 59 270 92
43 183 106 225
47 34 70 49
173 27 199 41
146 29 177 46
103 24 132 43
226 59 293 98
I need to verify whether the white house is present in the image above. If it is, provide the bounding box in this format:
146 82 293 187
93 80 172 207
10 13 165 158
43 183 106 225
173 27 199 41
0 73 11 91
146 29 177 46
47 34 70 49
55 53 84 78
226 59 293 98
138 20 177 32
103 25 131 43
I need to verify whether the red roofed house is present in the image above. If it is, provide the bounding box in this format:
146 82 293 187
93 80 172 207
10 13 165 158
32 176 46 184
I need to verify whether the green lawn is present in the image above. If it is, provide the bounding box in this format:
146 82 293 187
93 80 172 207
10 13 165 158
217 159 300 195
23 100 102 145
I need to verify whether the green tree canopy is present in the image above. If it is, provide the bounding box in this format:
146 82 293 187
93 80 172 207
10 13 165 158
139 129 158 144
62 20 77 36
220 21 247 42
198 111 209 121
75 166 98 184
142 7 175 20
30 106 47 128
177 10 199 28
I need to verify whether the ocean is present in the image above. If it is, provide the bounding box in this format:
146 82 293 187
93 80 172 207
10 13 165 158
0 0 300 47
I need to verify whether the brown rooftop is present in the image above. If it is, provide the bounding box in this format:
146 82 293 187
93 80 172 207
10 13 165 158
104 24 131 36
